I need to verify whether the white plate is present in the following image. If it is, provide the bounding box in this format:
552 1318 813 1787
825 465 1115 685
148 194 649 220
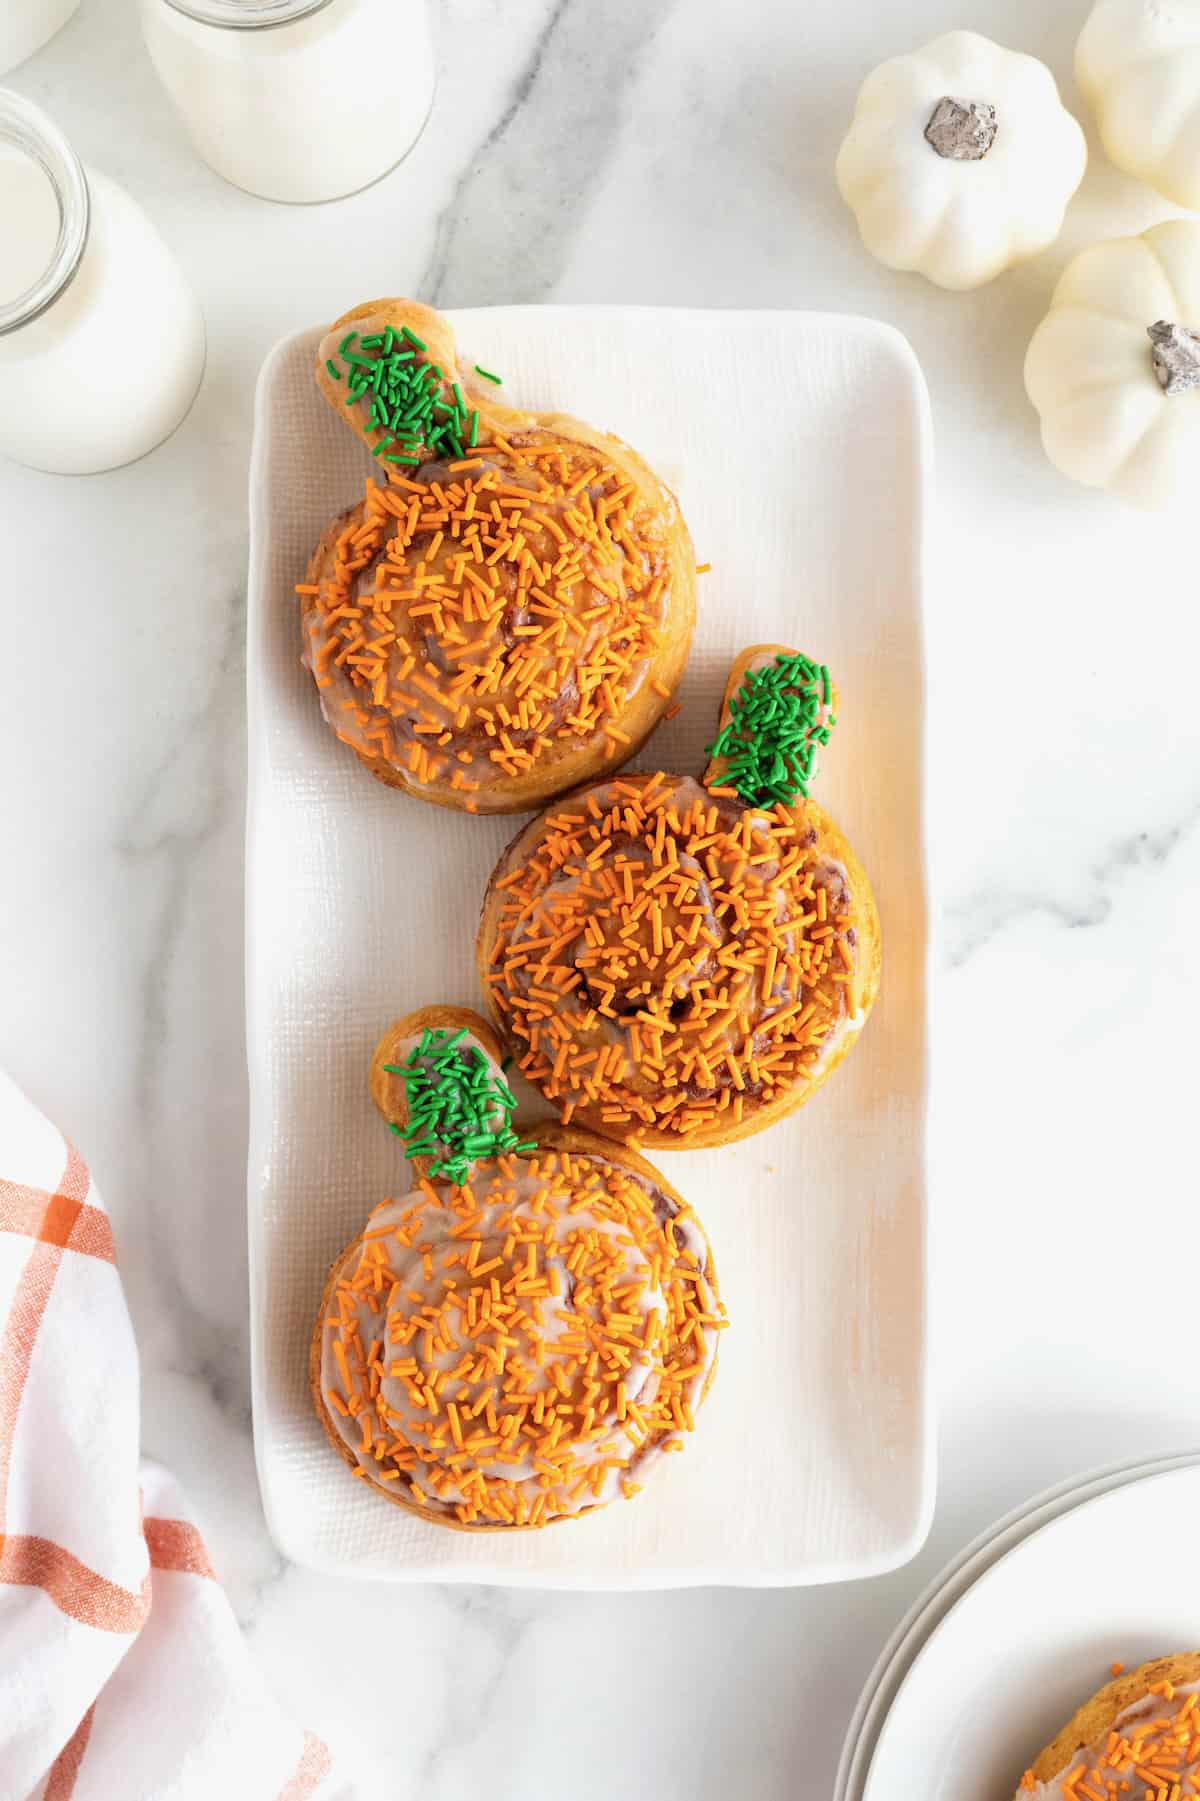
863 1462 1200 1798
245 307 932 1586
836 1451 1200 1801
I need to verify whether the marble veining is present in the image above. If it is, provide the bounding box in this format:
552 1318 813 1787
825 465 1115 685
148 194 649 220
948 802 1200 968
4 0 1200 1794
118 585 248 1363
422 0 679 307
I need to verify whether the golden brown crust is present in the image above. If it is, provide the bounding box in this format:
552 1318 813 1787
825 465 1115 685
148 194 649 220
704 642 840 793
303 299 696 814
368 1004 507 1181
309 1124 719 1531
1030 1653 1200 1785
315 301 476 449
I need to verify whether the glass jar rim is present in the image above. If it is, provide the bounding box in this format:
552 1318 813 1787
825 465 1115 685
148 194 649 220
0 89 89 338
158 0 332 26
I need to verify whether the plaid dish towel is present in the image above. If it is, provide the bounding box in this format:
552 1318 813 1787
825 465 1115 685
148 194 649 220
0 1070 347 1800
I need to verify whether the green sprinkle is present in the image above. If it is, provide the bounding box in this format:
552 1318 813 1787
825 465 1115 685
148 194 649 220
328 331 507 467
474 365 502 385
395 1026 533 1185
705 652 836 808
325 358 341 381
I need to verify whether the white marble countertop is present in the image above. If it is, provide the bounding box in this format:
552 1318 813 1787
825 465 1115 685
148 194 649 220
4 0 1200 1793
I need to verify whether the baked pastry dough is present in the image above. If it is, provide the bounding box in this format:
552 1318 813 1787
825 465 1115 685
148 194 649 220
476 645 880 1150
297 300 696 813
369 1003 517 1184
1017 1653 1200 1795
312 1010 723 1529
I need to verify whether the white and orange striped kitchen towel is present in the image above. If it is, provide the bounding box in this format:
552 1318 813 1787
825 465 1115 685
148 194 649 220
0 1069 349 1800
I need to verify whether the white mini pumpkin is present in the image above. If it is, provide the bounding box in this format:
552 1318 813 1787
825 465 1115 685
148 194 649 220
1024 219 1200 509
1077 0 1200 209
836 30 1087 291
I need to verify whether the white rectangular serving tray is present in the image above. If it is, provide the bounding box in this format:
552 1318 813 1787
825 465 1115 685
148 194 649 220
246 306 933 1588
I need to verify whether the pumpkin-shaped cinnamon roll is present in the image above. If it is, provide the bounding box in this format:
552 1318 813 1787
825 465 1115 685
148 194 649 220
312 1009 724 1530
297 300 697 813
476 645 881 1149
1017 1653 1200 1797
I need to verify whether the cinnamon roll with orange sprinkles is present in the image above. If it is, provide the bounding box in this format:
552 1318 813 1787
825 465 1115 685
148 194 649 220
476 646 880 1150
312 1121 724 1530
1017 1653 1200 1797
297 300 696 813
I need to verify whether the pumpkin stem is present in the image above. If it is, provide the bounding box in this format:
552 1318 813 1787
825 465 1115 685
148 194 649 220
924 97 997 161
1148 321 1200 397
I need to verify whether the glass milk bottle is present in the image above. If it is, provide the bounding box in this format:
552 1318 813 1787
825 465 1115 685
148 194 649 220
0 91 205 473
0 0 80 78
140 0 436 204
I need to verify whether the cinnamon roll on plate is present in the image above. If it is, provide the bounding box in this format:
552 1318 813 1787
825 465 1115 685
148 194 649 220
1017 1653 1200 1796
296 300 697 813
312 1009 724 1531
476 644 881 1149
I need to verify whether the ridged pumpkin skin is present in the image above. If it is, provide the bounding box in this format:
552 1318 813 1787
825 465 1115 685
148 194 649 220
1078 0 1200 210
1025 220 1200 511
837 30 1086 291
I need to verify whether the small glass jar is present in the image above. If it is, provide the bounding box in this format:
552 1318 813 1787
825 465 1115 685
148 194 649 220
140 0 436 204
0 0 80 78
0 90 206 474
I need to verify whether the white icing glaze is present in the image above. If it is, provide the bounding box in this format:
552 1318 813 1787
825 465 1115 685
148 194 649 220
1022 1679 1200 1798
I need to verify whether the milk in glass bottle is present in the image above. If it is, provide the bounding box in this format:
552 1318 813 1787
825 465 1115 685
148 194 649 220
0 0 80 78
0 90 205 473
141 0 436 204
